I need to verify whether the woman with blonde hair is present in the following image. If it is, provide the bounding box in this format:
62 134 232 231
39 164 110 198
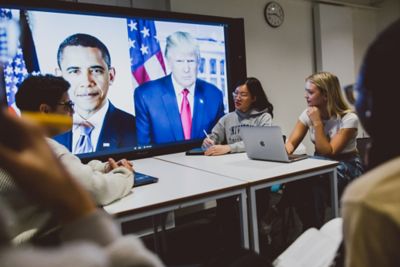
284 72 364 228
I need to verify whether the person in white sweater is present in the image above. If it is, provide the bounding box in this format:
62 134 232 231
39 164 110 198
0 110 164 267
14 74 134 205
0 74 134 241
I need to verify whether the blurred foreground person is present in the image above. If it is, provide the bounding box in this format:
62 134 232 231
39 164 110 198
0 110 164 267
0 75 134 243
342 19 400 267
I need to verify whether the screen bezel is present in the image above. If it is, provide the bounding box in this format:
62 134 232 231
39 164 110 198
0 0 247 162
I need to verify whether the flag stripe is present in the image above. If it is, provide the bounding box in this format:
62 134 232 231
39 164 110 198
132 65 150 84
155 50 166 74
144 53 166 80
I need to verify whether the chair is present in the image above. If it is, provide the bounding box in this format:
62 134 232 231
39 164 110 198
356 137 371 166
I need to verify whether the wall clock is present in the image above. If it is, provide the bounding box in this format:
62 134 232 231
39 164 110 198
264 1 284 28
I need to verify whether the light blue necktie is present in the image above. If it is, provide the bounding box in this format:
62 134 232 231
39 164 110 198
74 122 94 154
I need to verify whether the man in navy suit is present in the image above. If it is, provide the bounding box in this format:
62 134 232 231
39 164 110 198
134 31 225 145
54 33 137 153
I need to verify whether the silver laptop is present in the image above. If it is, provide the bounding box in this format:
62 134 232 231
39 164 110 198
240 126 308 163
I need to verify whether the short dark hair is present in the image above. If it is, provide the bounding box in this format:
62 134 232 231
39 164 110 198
238 77 274 117
356 18 400 168
57 33 111 69
15 74 70 112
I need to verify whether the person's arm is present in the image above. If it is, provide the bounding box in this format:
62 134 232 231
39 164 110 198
109 158 134 172
134 88 151 145
93 158 134 173
204 144 231 156
285 120 308 155
342 201 399 267
202 137 215 149
204 116 230 156
0 210 164 267
257 112 273 127
309 108 357 156
0 111 164 267
314 127 357 156
0 112 95 225
47 139 133 206
227 112 273 154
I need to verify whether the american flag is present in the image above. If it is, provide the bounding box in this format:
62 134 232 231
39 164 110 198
0 9 39 115
127 18 166 85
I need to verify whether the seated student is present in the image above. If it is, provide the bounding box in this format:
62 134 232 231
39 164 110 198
341 18 400 267
202 77 275 252
0 110 164 267
283 72 364 229
285 71 364 194
202 77 273 155
0 74 133 241
15 74 134 204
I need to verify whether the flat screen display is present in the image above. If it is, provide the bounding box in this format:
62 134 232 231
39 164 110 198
0 0 246 161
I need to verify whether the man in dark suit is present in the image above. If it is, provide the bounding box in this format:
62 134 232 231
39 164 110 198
54 33 136 153
134 31 225 145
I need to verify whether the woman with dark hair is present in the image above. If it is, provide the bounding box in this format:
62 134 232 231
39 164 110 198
203 77 274 156
203 77 275 256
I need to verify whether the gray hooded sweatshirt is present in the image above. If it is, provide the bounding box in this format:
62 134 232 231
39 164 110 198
208 108 272 153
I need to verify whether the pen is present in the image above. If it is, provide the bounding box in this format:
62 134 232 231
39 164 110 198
203 129 210 139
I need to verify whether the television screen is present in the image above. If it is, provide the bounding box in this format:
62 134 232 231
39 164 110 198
0 0 246 161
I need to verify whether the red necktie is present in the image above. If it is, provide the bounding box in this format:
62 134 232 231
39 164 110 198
180 88 192 140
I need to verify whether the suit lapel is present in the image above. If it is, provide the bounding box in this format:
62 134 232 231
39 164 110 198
65 132 73 151
162 76 184 140
192 80 205 138
96 103 118 151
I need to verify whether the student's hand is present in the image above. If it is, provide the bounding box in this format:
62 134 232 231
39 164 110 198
202 137 215 149
106 158 134 172
285 142 294 155
307 106 323 127
0 111 96 223
204 145 231 156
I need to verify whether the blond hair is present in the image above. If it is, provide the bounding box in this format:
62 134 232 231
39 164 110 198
306 72 352 118
165 31 200 61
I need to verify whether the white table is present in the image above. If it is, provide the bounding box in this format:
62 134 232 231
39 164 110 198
104 157 250 248
156 152 339 252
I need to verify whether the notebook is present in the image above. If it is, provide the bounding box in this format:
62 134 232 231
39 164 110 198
240 126 308 163
134 172 159 187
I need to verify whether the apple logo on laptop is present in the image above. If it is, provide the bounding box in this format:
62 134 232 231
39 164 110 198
260 140 265 147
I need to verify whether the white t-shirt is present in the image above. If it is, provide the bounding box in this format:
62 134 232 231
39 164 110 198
299 109 359 154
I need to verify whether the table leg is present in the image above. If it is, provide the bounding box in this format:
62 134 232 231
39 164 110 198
330 168 339 217
238 189 250 249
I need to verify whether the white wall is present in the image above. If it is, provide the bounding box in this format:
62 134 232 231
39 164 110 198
376 0 400 32
314 4 355 87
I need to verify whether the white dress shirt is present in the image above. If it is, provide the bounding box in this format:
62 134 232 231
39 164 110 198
72 100 109 153
171 75 195 118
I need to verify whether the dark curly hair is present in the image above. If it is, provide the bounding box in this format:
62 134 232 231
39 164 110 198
15 74 70 112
